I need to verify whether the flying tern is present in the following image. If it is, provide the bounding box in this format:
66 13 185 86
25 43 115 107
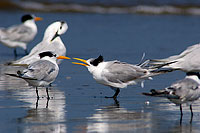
8 21 68 65
6 51 70 99
72 55 166 99
143 72 200 123
0 14 42 57
149 43 200 72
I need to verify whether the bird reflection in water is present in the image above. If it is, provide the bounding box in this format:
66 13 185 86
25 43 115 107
16 87 67 133
85 100 152 132
0 66 67 133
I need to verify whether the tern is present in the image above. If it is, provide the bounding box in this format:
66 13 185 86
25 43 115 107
143 72 200 123
149 43 200 72
0 14 42 57
5 51 70 99
8 21 68 65
72 55 166 99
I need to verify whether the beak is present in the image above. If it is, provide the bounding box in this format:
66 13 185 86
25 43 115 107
57 56 70 60
51 31 59 42
34 17 43 21
72 58 89 66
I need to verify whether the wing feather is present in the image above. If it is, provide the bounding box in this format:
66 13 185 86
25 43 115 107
0 24 32 42
21 60 58 82
102 61 147 83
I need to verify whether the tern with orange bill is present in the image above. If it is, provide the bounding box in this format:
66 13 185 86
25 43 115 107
6 51 70 100
8 21 67 65
0 14 42 56
72 55 166 99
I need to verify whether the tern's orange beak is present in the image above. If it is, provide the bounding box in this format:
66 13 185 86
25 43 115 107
34 17 43 21
72 58 89 67
57 56 70 60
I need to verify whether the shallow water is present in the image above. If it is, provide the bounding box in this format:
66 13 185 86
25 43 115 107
1 11 200 132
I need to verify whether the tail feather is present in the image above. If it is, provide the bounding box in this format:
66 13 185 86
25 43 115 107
4 62 28 67
5 73 21 78
149 53 181 63
137 53 146 66
142 89 168 97
139 59 150 68
5 73 37 80
139 69 174 80
148 60 178 69
143 89 180 99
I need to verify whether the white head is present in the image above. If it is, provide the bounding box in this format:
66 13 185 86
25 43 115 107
43 21 68 42
72 55 104 73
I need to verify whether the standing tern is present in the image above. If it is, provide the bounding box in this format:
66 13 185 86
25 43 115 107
8 21 68 65
0 14 42 57
149 43 200 72
143 72 200 123
72 55 166 99
5 51 70 99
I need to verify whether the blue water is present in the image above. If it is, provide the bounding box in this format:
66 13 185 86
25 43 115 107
1 11 200 132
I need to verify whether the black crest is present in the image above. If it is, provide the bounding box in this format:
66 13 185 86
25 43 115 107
60 21 66 29
39 51 56 59
90 55 104 66
186 72 200 79
21 14 33 23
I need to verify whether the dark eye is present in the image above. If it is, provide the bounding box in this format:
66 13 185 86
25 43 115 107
90 59 101 66
60 25 62 30
90 60 98 66
90 55 103 66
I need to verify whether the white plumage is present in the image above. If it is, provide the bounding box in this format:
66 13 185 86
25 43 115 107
9 21 68 65
0 14 42 56
72 55 164 99
143 72 200 120
150 43 200 72
6 51 70 99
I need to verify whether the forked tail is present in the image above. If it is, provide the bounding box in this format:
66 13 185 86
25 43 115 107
148 60 178 70
5 72 36 80
142 89 168 97
139 69 174 80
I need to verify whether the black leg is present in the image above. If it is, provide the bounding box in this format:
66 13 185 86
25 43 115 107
180 104 183 116
190 105 193 124
46 87 50 100
36 98 39 109
113 98 120 107
105 88 120 100
36 87 39 99
180 104 183 125
46 98 49 108
14 48 17 57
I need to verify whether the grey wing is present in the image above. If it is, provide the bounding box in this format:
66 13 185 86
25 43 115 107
152 43 200 62
22 60 58 81
102 61 147 83
166 78 200 100
2 24 32 42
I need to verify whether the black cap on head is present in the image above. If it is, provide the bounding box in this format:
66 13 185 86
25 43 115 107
90 55 104 66
21 14 33 23
186 72 200 79
39 51 56 59
61 21 66 25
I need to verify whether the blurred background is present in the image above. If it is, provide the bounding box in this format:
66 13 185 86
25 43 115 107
1 0 200 133
2 0 200 15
